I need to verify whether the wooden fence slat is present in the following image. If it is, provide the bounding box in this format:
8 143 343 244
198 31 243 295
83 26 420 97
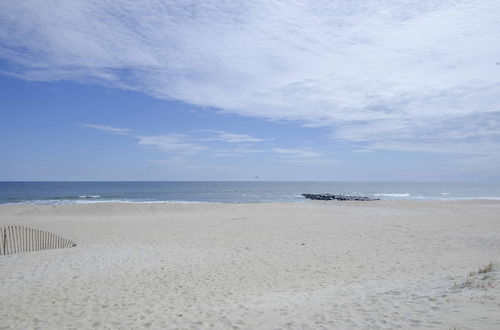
7 226 11 254
8 226 13 254
18 226 21 253
2 227 5 254
19 226 22 253
24 226 27 253
25 227 28 253
14 226 17 253
37 229 40 251
5 226 8 254
13 226 17 254
12 226 15 254
11 226 15 254
20 226 24 253
10 226 14 254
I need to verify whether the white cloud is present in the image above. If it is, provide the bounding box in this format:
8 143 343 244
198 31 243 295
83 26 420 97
83 123 268 157
149 158 237 171
211 148 264 158
83 124 336 165
272 148 322 159
2 1 500 155
136 134 207 155
280 158 337 165
335 112 500 156
272 148 336 164
81 124 131 135
83 123 208 155
196 130 264 143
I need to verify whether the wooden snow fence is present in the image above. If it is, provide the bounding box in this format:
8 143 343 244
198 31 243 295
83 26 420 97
0 225 76 255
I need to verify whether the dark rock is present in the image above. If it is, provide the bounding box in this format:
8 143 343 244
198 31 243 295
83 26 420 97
301 193 379 201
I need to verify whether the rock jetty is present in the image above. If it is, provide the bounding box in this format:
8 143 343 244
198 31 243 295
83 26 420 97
302 193 379 201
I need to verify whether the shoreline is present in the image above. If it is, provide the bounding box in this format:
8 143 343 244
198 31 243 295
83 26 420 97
1 200 499 329
2 197 500 207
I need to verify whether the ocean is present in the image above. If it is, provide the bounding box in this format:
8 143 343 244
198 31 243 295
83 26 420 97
0 181 499 205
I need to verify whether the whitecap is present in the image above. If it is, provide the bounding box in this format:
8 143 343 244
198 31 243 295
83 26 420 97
373 193 410 197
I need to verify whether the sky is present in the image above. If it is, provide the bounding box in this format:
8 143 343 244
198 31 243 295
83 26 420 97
1 0 499 181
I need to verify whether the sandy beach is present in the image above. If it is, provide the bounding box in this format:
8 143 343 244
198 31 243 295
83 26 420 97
1 200 499 329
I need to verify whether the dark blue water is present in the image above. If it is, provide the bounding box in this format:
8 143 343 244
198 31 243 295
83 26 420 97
0 181 499 205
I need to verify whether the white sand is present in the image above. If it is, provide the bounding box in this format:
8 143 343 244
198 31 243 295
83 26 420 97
1 200 499 329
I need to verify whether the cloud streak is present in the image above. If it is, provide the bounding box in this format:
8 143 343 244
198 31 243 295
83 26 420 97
272 148 323 159
272 148 335 164
136 134 207 155
196 130 265 143
82 124 131 135
83 123 335 164
2 1 500 156
83 123 270 159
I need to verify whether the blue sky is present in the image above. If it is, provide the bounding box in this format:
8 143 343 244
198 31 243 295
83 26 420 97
1 0 499 181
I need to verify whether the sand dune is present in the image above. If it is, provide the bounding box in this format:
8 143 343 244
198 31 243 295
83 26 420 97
1 201 499 329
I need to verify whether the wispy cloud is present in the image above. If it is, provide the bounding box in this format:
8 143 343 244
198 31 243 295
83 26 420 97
81 124 131 135
272 148 335 164
211 148 264 158
272 148 322 159
83 123 267 158
149 158 237 171
196 130 265 143
83 123 335 165
136 134 207 155
3 1 500 156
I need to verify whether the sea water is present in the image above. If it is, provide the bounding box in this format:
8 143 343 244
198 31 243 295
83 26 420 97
1 181 499 205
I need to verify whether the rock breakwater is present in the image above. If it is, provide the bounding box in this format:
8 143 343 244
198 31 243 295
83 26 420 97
302 193 379 201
